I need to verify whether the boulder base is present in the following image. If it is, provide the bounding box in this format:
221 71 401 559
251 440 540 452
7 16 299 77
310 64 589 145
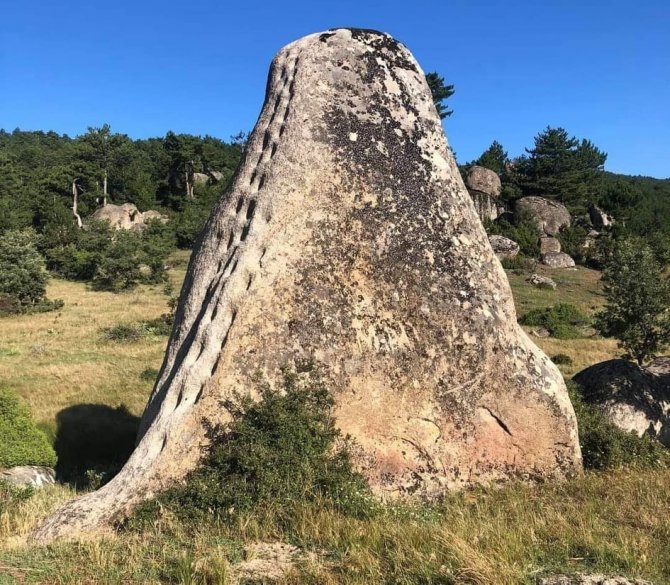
35 28 581 543
542 252 575 268
573 358 670 446
1 466 56 488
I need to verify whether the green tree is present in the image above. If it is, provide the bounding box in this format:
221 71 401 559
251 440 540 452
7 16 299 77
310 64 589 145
425 72 455 119
596 239 670 365
475 140 508 175
79 124 127 206
0 229 49 311
517 127 607 207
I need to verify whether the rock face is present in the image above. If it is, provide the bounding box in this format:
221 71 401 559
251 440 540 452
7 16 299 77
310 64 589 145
516 196 571 236
588 204 613 230
35 28 581 542
90 203 167 231
543 252 575 268
466 166 503 223
540 236 561 255
573 358 670 446
1 466 56 488
488 235 519 261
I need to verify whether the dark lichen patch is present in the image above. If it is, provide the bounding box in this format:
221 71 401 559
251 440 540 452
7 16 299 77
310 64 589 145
319 32 336 43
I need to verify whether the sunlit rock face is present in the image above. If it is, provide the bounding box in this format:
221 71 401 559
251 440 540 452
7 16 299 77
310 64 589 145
35 28 581 543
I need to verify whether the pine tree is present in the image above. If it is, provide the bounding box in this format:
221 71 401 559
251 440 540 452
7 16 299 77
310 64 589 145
425 72 455 119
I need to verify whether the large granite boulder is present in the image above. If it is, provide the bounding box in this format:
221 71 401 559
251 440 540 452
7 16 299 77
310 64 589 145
573 358 670 446
516 196 571 236
36 28 581 542
542 251 575 268
488 234 519 261
466 165 501 197
91 203 141 230
466 166 503 223
1 466 56 488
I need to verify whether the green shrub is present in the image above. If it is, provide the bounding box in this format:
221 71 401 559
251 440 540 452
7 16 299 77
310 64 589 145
485 208 542 258
0 229 52 313
519 303 589 339
552 353 574 365
568 381 670 470
132 366 372 527
102 323 144 343
45 220 174 292
0 388 56 468
139 367 159 382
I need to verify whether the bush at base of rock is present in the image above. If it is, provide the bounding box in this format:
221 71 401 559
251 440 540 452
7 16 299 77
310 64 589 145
0 388 56 469
519 303 589 339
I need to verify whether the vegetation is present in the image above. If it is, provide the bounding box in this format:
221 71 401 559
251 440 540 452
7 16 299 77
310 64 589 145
0 229 61 314
519 303 590 339
0 388 56 468
425 72 455 119
132 366 371 528
596 239 670 365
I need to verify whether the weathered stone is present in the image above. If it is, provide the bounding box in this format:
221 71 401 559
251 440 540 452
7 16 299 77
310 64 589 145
91 203 140 230
209 170 225 183
469 190 504 222
527 273 557 290
540 236 561 255
542 252 575 268
488 235 519 261
466 165 501 198
588 204 613 230
90 204 167 230
466 166 503 222
193 172 210 185
35 28 581 542
573 358 670 446
516 196 571 236
1 466 56 488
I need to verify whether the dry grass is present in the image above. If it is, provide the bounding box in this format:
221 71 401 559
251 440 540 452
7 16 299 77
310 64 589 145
0 470 668 583
0 250 190 424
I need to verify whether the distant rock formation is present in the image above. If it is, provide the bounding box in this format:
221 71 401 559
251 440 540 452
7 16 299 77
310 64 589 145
35 28 581 543
527 274 557 290
466 165 503 222
90 203 167 231
573 358 670 446
588 204 613 230
488 234 519 261
516 196 571 236
542 251 576 268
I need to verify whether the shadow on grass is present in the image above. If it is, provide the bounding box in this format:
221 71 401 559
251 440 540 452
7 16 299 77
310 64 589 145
53 404 140 488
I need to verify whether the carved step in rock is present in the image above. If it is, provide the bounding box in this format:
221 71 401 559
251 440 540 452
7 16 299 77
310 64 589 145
35 28 581 543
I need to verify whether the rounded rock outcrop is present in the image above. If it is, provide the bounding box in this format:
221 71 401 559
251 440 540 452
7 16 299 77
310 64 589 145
573 358 670 446
35 28 581 542
516 196 571 236
466 165 501 198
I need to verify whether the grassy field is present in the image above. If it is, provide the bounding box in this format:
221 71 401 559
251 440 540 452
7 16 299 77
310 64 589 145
2 259 667 584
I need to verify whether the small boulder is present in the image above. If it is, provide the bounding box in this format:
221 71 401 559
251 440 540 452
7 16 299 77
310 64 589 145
488 235 520 261
527 273 557 290
516 196 571 236
193 172 210 185
540 574 652 585
588 204 613 230
573 358 670 446
539 236 561 255
209 170 225 183
465 165 501 198
1 466 56 488
542 252 575 268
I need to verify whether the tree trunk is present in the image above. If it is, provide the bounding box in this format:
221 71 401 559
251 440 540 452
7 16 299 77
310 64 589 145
72 180 83 229
103 169 108 206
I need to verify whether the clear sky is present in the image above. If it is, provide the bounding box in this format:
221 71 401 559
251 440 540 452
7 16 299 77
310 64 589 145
1 0 668 178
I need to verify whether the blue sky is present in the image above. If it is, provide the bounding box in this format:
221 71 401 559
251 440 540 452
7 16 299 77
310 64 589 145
1 0 668 177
